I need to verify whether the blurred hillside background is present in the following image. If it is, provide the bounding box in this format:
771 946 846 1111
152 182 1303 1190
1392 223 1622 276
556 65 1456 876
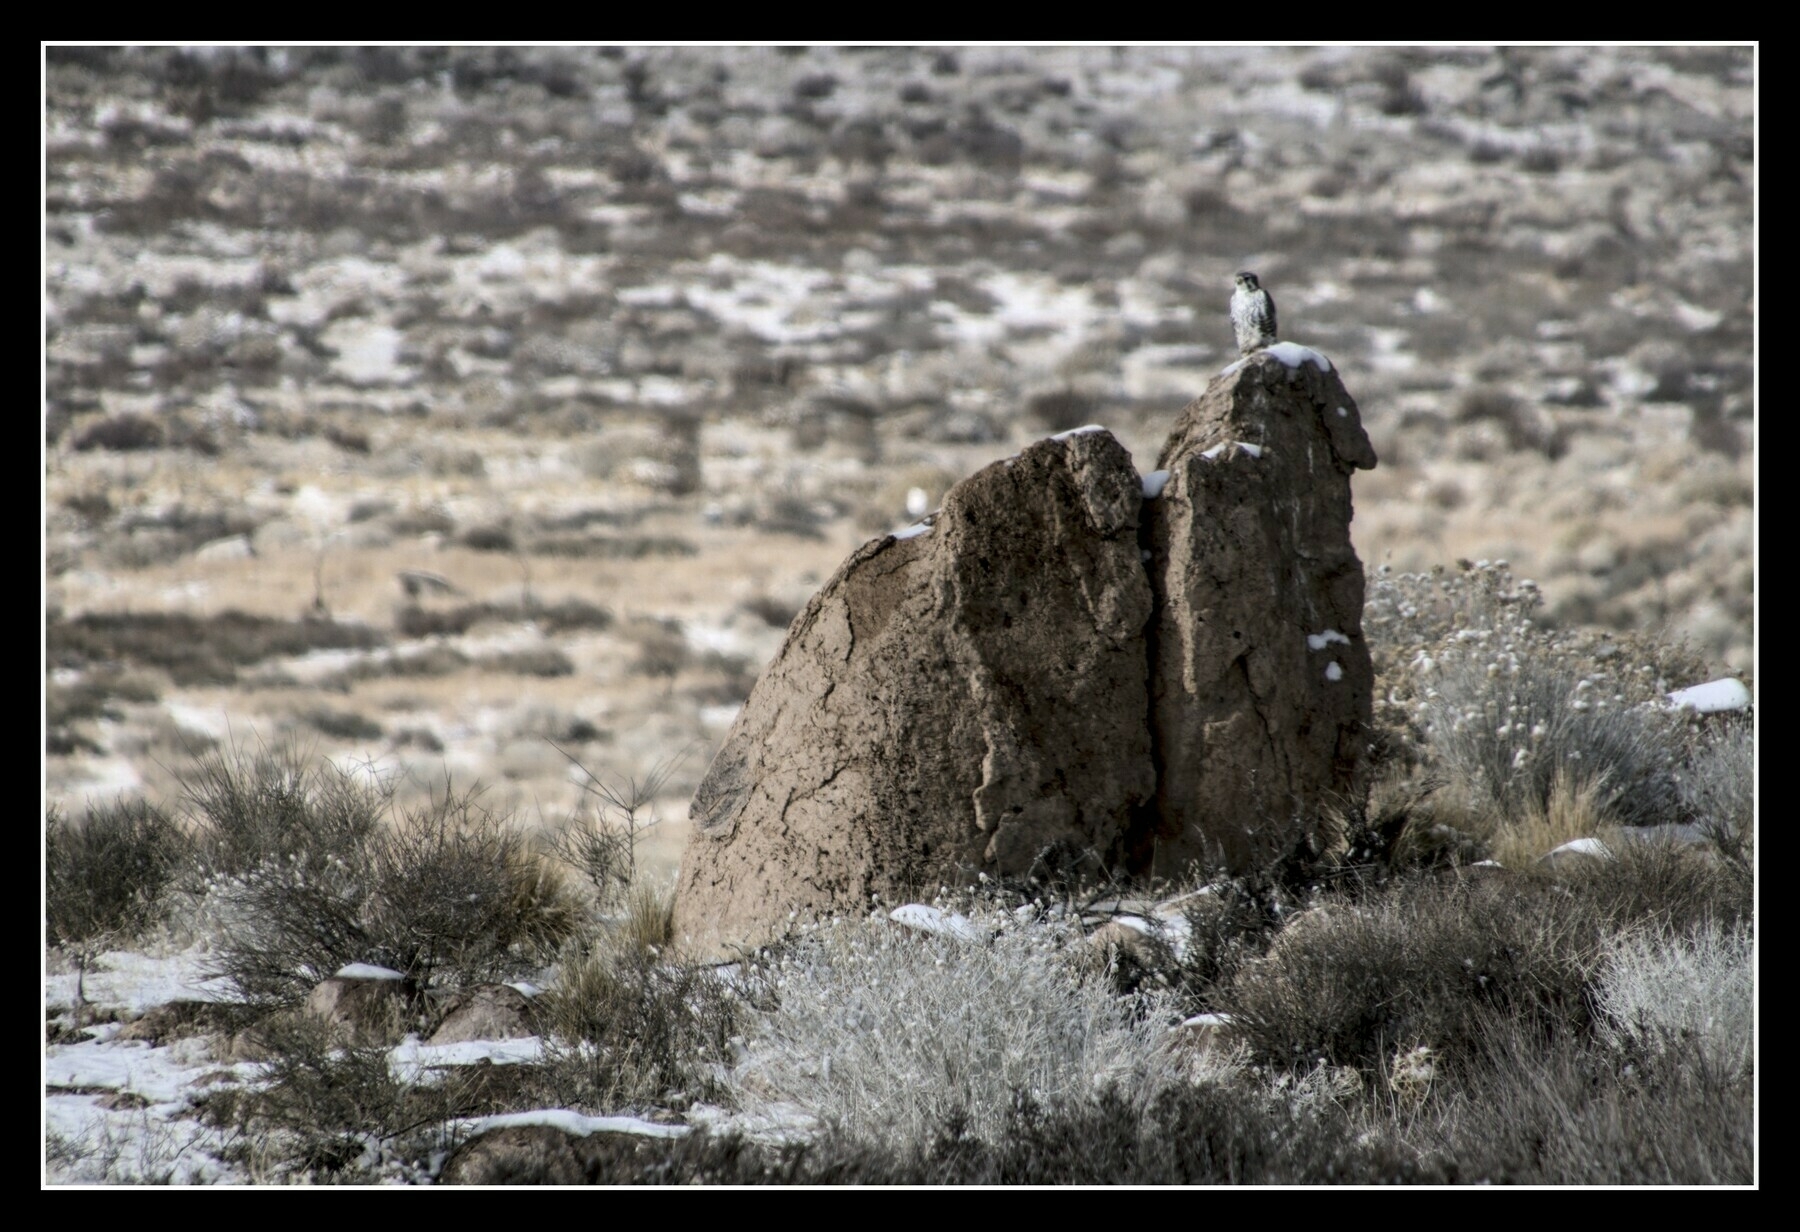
44 46 1754 878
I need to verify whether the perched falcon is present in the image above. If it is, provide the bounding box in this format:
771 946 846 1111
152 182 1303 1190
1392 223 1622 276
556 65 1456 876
1230 271 1278 355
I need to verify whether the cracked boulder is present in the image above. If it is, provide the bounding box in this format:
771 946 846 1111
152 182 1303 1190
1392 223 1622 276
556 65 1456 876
1141 345 1378 874
673 429 1155 954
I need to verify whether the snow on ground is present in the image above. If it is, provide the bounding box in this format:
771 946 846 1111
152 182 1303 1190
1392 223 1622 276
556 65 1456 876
45 947 233 1022
888 903 986 942
452 1110 688 1140
684 1100 821 1146
390 1037 545 1085
45 1092 245 1185
1667 677 1752 713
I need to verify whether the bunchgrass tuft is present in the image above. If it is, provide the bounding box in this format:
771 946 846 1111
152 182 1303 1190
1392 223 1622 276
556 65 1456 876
534 937 739 1111
1594 921 1754 1084
1680 715 1754 881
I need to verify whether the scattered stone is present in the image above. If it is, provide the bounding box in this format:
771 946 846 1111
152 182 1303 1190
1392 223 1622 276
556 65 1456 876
303 972 418 1046
1086 918 1175 992
1540 836 1616 867
427 983 538 1045
1667 677 1752 713
1172 1012 1236 1055
888 904 987 943
114 999 234 1046
193 533 255 562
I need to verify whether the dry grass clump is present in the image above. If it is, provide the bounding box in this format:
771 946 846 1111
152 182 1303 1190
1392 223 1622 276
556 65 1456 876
1217 832 1750 1080
1363 561 1699 840
1396 1009 1754 1184
1218 873 1605 1075
1680 715 1754 880
534 927 738 1113
565 1082 1422 1186
1447 767 1620 870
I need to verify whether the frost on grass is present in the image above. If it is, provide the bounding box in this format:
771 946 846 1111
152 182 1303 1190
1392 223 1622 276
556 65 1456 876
1595 923 1754 1083
723 904 1205 1152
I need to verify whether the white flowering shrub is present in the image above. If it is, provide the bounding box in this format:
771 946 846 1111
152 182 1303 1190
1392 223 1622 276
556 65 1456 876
723 898 1206 1150
1364 561 1685 830
1595 923 1754 1082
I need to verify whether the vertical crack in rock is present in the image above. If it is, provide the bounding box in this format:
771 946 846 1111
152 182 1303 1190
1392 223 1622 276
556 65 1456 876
675 353 1375 951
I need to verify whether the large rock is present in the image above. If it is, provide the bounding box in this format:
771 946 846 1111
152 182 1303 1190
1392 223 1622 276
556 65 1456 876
674 429 1155 954
674 349 1379 950
427 983 538 1044
302 971 417 1046
1142 345 1377 873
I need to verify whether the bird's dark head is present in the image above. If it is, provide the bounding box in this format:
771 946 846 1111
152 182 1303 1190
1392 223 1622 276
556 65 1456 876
1235 271 1261 290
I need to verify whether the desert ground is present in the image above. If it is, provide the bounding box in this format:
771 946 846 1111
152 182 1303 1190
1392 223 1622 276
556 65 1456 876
45 46 1755 882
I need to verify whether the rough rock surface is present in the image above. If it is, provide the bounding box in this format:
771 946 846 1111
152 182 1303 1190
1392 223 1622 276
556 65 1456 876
1143 348 1378 874
675 351 1379 949
673 429 1155 954
427 983 538 1045
302 974 416 1047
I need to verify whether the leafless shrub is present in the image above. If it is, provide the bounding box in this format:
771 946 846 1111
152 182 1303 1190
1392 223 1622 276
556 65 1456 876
46 799 190 1022
48 610 384 686
223 1013 474 1180
543 752 681 914
475 646 575 678
188 747 581 1007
